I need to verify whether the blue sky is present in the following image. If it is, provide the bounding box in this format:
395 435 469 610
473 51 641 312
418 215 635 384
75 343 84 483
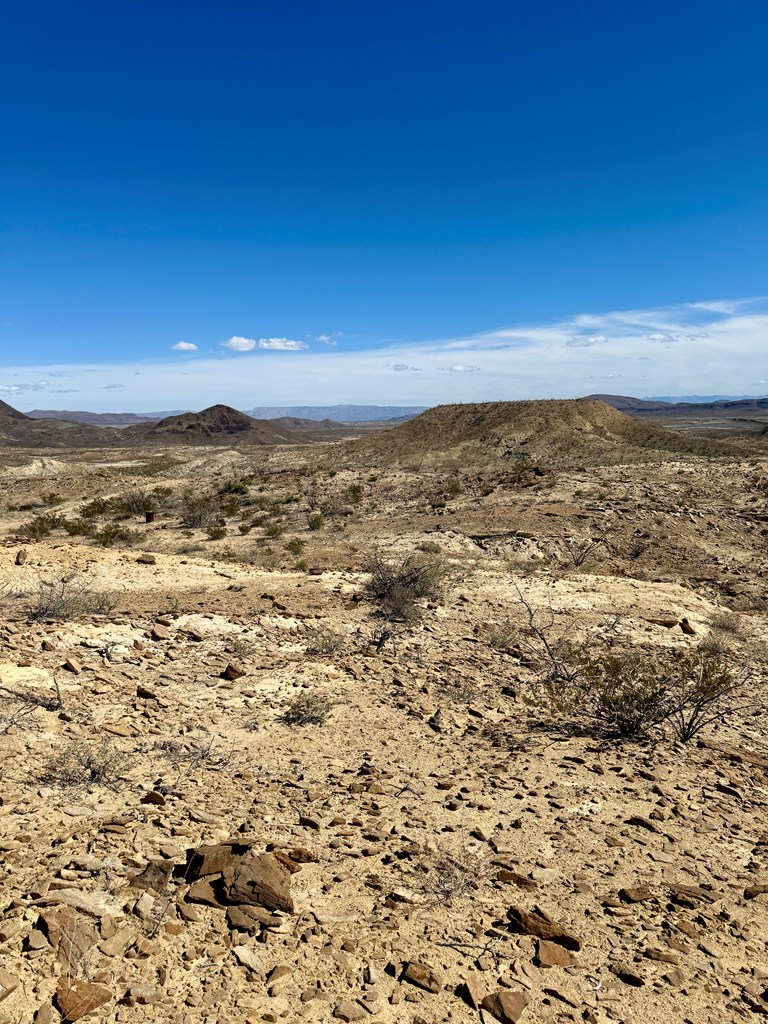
2 1 767 410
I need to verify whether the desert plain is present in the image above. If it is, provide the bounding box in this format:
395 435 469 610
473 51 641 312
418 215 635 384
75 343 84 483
0 397 767 1024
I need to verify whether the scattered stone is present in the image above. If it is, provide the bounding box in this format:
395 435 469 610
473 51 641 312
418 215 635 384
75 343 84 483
222 661 247 680
136 553 156 565
15 549 27 565
56 979 112 1021
403 962 442 993
619 885 654 903
481 988 531 1022
536 939 578 968
507 905 582 951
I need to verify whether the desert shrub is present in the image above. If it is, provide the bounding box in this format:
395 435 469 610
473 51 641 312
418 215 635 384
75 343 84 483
179 493 224 529
94 523 139 547
40 492 64 506
411 844 485 907
44 739 129 789
530 642 749 742
238 523 252 535
563 651 671 737
295 559 309 571
443 476 463 498
220 479 248 495
27 575 120 621
279 691 335 726
79 497 113 518
362 552 448 622
206 525 227 540
483 618 518 652
113 487 158 515
285 537 306 556
307 512 324 531
220 498 242 517
665 650 749 742
345 483 364 504
304 624 345 655
20 513 65 540
707 610 742 635
262 521 284 538
62 517 96 537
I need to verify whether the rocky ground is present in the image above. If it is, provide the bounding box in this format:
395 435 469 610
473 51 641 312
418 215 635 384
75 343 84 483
0 438 767 1024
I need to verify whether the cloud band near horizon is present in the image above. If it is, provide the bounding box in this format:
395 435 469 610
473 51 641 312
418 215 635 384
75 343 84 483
2 298 766 412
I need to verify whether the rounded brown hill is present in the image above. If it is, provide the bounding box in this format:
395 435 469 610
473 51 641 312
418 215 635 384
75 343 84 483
0 400 30 421
133 405 305 445
350 397 741 467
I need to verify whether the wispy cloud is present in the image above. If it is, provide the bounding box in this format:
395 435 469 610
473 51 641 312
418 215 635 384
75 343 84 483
3 298 767 411
172 341 198 351
315 333 340 346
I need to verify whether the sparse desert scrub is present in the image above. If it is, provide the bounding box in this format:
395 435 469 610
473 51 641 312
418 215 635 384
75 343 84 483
93 522 140 547
43 739 129 790
482 617 519 652
26 574 121 621
362 551 449 622
178 492 225 528
528 643 751 742
278 690 335 726
304 623 345 655
409 843 486 907
20 512 66 540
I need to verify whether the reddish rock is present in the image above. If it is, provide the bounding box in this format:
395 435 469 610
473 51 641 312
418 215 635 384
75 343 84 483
481 989 531 1022
224 853 294 913
506 905 582 951
536 939 578 968
403 961 442 993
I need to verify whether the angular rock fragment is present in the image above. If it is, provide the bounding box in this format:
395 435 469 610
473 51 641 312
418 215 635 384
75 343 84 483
481 988 531 1022
506 905 582 951
403 961 442 993
56 979 112 1021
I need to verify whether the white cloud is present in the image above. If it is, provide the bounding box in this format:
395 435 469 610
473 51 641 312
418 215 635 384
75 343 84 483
222 336 256 351
566 334 608 347
4 298 768 411
102 383 125 389
256 338 309 351
315 333 339 346
172 341 198 351
648 332 679 343
387 363 422 372
222 336 309 351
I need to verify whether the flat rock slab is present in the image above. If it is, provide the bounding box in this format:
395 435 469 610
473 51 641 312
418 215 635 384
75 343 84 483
507 905 582 951
56 979 112 1021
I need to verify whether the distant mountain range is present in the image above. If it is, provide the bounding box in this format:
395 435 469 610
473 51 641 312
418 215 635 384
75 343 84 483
244 405 428 422
26 404 427 427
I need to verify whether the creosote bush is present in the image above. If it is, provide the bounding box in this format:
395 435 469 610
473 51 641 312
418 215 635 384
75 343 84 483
530 645 750 741
44 739 129 789
27 575 120 622
304 624 345 656
279 691 335 726
362 552 448 622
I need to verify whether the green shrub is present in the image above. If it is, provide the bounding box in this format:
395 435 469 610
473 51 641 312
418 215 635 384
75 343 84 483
285 537 306 555
206 525 227 540
94 523 139 547
307 513 324 531
21 513 65 540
